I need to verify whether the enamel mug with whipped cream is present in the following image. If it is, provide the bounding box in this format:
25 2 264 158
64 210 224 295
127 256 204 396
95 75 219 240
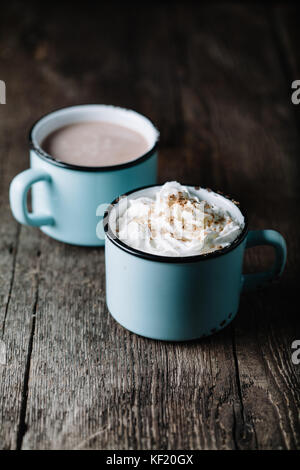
9 105 159 246
104 183 287 341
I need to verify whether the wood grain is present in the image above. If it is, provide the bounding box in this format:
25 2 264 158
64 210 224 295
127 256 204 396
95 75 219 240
0 2 299 450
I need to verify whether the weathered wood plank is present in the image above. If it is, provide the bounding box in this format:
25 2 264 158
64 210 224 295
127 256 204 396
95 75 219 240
0 27 46 447
172 4 300 449
21 239 241 450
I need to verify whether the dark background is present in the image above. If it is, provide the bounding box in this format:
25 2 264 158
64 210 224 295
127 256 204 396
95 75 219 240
0 0 299 450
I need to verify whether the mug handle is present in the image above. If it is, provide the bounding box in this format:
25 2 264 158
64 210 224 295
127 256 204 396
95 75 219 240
9 169 55 227
241 230 287 292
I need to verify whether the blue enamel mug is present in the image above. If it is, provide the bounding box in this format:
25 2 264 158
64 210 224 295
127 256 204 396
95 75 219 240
9 105 159 246
104 185 287 341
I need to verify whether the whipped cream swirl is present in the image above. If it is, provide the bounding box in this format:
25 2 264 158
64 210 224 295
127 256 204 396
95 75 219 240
116 182 244 257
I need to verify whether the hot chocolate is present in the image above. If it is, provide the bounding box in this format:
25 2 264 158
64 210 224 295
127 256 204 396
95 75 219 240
41 121 150 167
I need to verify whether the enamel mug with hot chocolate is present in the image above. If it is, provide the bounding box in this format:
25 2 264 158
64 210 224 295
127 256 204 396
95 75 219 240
104 185 287 341
9 105 159 246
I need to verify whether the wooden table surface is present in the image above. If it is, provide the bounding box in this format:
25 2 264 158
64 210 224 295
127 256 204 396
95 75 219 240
0 2 299 450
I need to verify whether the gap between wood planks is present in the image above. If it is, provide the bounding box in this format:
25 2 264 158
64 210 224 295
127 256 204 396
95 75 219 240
1 225 21 338
16 286 38 450
14 248 40 450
